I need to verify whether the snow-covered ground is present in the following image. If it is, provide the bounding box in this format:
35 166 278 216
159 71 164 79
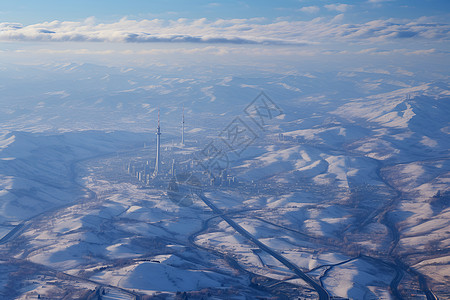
0 62 448 299
321 258 395 299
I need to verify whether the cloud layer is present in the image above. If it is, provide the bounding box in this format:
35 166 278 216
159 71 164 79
0 16 448 45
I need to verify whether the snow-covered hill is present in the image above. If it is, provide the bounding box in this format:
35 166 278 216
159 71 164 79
0 62 448 299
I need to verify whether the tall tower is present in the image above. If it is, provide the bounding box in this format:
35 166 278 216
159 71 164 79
152 110 161 178
171 158 175 176
181 105 185 146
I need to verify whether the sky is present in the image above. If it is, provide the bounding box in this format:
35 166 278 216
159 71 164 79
1 0 449 24
0 0 449 69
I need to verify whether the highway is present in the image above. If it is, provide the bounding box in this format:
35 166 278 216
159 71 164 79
0 222 26 245
196 191 330 300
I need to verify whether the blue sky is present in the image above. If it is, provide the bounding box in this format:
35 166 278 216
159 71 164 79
0 1 448 69
2 0 449 24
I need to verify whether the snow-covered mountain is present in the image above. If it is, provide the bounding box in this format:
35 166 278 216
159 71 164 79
0 62 448 299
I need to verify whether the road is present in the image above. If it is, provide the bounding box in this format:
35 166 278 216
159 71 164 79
0 222 26 245
196 191 330 300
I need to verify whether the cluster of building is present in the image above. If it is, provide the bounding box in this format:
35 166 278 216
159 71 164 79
124 108 239 188
208 169 238 187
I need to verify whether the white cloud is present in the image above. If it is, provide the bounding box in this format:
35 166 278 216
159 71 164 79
45 90 70 98
325 4 352 12
357 47 378 54
0 16 448 46
355 48 437 56
367 0 393 7
299 6 320 13
396 68 414 76
408 48 436 55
